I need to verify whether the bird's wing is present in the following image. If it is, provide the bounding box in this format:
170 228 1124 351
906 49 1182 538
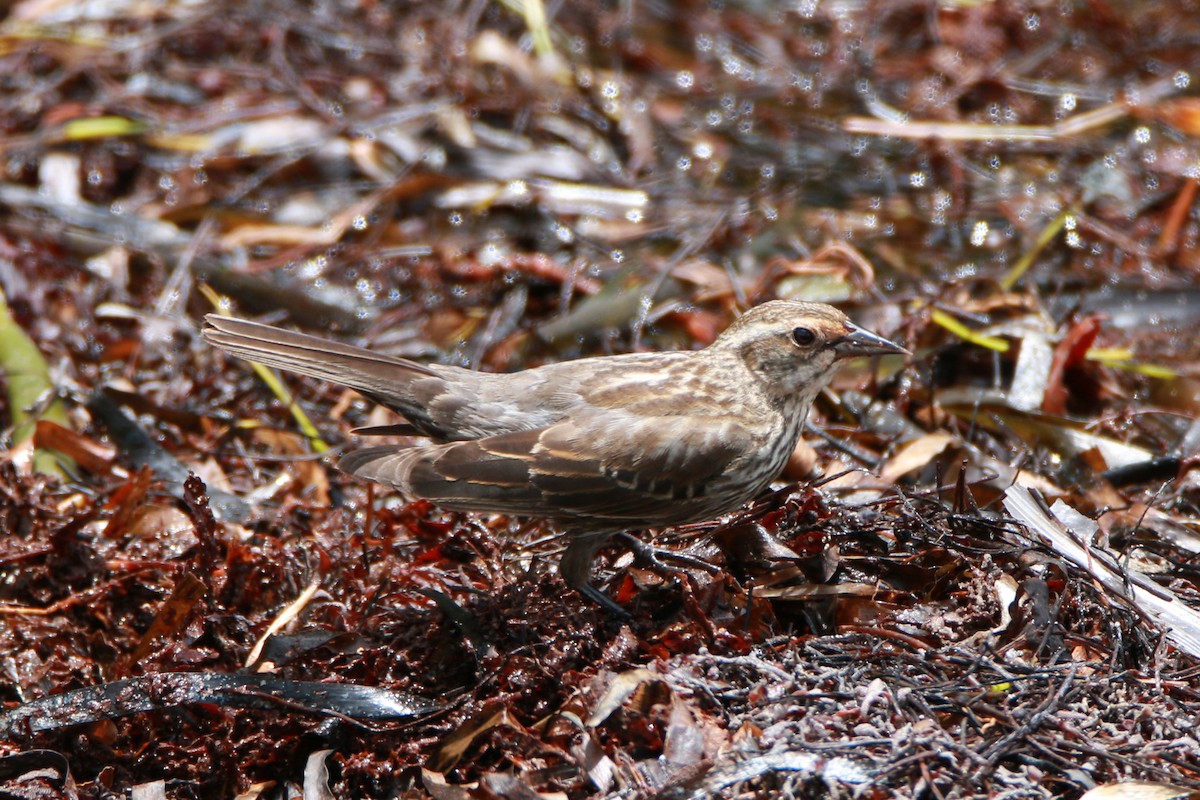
339 413 756 523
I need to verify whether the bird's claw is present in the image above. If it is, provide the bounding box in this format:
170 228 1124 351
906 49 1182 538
578 581 632 618
615 532 720 575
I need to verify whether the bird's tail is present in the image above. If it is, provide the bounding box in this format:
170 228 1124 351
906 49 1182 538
201 314 441 407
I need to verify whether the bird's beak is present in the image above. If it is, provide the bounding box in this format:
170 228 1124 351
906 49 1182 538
831 322 909 359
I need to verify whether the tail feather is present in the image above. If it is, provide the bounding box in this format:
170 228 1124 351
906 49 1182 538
202 314 448 417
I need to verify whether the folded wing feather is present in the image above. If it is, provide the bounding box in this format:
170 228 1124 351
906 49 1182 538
339 414 755 524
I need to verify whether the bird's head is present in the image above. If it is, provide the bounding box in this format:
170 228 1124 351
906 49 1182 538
711 301 907 399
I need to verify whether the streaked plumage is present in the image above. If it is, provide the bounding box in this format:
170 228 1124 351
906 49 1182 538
203 301 906 613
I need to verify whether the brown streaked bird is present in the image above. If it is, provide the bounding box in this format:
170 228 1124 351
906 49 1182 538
202 302 906 614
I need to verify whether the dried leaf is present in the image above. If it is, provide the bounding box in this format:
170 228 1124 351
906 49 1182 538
0 287 72 476
433 706 523 772
128 573 207 665
1004 487 1200 659
585 669 658 727
33 420 115 475
421 769 475 800
302 750 336 800
1080 781 1200 800
877 432 956 483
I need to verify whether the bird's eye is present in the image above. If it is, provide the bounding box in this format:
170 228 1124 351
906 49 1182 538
791 327 816 346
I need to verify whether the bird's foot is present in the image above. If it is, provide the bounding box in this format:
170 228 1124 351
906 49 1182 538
559 532 717 617
614 532 720 576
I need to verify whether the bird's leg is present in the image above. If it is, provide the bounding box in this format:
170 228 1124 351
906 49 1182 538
614 532 720 575
559 533 630 617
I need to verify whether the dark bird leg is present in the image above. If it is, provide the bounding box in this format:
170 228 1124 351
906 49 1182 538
558 530 721 616
559 533 630 617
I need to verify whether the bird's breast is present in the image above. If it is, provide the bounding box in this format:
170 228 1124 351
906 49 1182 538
721 393 814 498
